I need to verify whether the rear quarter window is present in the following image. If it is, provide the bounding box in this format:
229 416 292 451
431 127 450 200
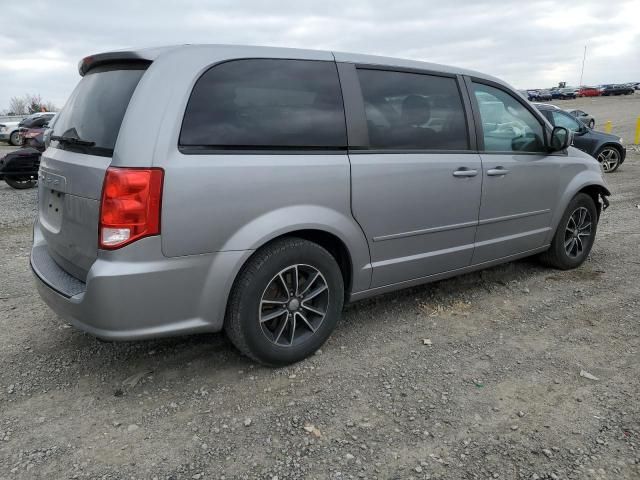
179 59 347 150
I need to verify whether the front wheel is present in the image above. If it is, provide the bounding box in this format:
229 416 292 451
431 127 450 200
5 177 37 189
225 237 344 366
539 193 598 270
596 146 621 173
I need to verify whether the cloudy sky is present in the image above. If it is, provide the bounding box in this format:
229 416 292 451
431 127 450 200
1 0 639 112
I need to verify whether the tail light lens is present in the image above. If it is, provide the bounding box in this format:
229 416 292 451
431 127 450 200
99 167 164 249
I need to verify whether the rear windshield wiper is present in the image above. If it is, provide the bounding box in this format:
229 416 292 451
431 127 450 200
51 135 95 147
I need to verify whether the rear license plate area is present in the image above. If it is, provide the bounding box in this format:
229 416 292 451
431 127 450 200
43 188 64 230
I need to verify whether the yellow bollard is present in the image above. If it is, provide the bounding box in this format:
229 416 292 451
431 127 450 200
604 120 612 134
635 116 640 144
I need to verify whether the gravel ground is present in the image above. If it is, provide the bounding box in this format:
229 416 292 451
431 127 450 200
1 100 639 479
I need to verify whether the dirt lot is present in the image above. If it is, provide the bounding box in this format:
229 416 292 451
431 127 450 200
1 99 639 480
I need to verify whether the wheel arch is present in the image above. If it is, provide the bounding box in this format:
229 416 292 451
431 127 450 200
218 205 371 294
597 142 623 154
578 184 610 219
545 172 610 245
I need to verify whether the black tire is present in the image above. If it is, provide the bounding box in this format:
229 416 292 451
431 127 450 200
9 131 21 146
225 237 344 366
588 119 595 129
5 178 37 189
539 193 598 270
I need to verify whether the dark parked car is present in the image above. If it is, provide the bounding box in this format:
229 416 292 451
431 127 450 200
0 147 41 189
600 84 634 96
557 87 577 99
535 103 625 172
18 112 56 129
19 114 56 151
525 90 539 101
567 109 595 129
536 89 552 101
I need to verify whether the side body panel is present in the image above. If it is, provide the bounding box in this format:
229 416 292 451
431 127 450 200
350 152 482 286
472 152 565 263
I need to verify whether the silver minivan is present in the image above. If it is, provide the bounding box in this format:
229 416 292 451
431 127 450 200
32 45 610 365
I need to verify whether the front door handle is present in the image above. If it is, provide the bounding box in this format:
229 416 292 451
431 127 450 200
487 167 510 176
453 168 478 178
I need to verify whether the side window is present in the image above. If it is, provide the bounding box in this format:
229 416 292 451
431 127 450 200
472 83 545 153
550 111 582 132
180 59 346 148
356 69 469 150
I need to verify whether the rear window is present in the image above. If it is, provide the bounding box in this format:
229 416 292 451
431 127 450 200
180 59 347 150
51 63 148 156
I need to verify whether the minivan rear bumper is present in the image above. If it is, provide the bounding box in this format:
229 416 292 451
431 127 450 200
31 221 250 340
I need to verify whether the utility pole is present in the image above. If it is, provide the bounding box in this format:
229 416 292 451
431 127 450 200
579 45 587 87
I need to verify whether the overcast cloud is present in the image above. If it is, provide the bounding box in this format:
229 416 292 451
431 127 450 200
1 0 639 111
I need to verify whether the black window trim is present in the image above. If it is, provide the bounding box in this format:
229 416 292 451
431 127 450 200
178 57 349 155
464 75 563 156
337 62 478 154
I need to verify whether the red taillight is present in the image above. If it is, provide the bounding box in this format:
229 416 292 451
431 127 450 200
99 167 164 249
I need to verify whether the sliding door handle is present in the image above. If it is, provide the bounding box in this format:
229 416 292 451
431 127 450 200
487 167 510 176
453 168 478 178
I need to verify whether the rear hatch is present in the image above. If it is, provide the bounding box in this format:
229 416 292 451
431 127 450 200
38 62 149 280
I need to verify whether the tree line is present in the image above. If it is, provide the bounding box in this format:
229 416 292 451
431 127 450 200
2 94 58 116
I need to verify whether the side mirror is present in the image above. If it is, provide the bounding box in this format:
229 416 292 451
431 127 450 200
550 126 572 151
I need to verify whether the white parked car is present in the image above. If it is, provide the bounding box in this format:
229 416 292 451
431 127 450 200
0 121 22 146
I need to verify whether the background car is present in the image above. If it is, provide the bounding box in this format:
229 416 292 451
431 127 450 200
600 84 634 96
558 87 577 99
525 89 540 101
578 86 601 97
17 113 56 149
535 103 625 172
0 121 22 146
536 89 552 101
19 114 56 151
567 109 595 129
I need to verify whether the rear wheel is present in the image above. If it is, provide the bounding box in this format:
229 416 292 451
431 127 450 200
539 193 598 270
596 146 621 173
225 237 344 366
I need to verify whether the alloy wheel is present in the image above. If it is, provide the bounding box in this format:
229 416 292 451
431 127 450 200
259 264 329 347
597 148 620 173
564 207 592 258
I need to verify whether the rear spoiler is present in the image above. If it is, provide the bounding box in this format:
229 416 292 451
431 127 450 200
78 51 152 76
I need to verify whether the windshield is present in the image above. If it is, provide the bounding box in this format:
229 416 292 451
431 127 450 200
51 64 148 156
